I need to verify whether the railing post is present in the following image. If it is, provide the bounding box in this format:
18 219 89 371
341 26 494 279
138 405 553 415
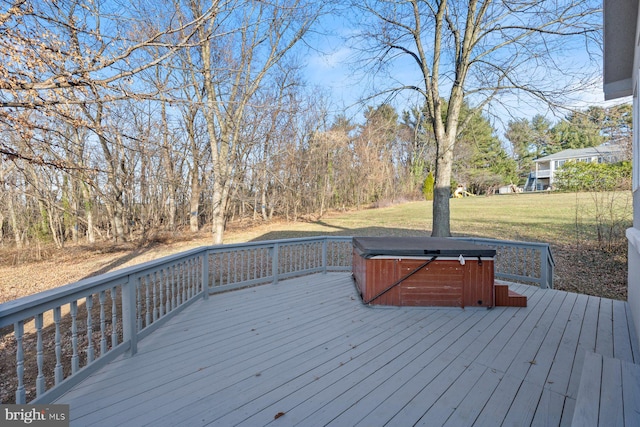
15 320 26 404
201 251 209 300
322 238 328 274
546 247 554 289
122 274 138 356
540 248 549 289
272 243 280 284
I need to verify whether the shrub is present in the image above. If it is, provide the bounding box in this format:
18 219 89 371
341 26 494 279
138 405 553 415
554 161 631 192
422 172 434 201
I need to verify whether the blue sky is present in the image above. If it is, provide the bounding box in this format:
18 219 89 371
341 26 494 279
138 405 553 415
300 4 631 139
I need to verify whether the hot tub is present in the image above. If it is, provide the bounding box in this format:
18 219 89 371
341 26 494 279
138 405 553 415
352 236 496 307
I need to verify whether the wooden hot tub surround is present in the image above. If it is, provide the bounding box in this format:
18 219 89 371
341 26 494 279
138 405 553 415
352 236 525 308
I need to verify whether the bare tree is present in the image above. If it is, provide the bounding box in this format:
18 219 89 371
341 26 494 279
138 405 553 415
183 0 326 243
352 0 600 236
0 0 216 164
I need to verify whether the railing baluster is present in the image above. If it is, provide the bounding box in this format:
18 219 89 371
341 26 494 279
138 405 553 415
263 247 267 276
303 243 307 269
86 294 94 364
136 279 142 331
144 275 151 327
189 260 193 299
15 320 25 404
122 274 138 356
202 252 209 299
192 259 197 298
322 240 328 273
182 262 187 304
239 250 244 283
35 313 44 396
233 252 238 284
188 260 193 299
99 291 107 356
174 265 179 307
163 269 170 314
174 263 182 307
54 306 63 384
171 265 177 310
292 245 296 272
253 249 257 280
156 269 165 317
193 259 198 296
110 287 118 348
70 300 79 374
272 243 279 284
183 262 188 301
153 272 158 322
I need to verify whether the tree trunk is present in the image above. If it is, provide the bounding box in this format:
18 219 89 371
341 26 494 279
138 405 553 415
8 193 22 248
211 180 226 244
432 132 455 237
189 170 201 232
81 182 96 244
160 101 177 231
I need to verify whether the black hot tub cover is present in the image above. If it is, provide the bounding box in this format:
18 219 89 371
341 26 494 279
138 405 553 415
352 236 496 258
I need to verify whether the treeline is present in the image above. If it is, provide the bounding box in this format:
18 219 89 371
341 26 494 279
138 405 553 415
1 95 633 249
0 2 630 248
0 98 511 248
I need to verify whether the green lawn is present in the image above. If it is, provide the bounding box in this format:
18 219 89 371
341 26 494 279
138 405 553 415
233 191 631 300
242 192 632 250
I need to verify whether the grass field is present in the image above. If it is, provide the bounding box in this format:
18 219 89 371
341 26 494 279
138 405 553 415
225 191 632 301
0 191 632 303
243 192 631 248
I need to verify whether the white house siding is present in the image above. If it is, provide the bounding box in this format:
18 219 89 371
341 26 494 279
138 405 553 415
629 76 640 344
604 0 640 352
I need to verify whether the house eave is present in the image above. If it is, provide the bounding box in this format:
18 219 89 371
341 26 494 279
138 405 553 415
604 78 634 101
603 0 639 100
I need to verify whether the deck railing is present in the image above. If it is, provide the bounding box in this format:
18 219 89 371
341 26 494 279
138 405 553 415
454 237 555 289
0 235 549 405
0 237 352 405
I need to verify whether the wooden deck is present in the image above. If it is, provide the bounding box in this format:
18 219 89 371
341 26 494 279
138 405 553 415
54 273 640 426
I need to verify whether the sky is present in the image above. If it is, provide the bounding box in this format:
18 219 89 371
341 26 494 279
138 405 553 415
300 4 632 141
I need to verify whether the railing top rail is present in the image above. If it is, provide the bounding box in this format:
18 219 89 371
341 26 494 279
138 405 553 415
0 247 208 328
1 235 552 326
453 236 555 266
0 236 353 326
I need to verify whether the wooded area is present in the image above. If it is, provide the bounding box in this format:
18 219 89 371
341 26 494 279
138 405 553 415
0 0 624 249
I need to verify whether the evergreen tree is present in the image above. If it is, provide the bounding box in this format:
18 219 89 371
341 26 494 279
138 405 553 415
422 172 434 201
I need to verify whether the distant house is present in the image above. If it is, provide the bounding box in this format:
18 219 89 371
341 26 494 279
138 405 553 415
524 143 626 191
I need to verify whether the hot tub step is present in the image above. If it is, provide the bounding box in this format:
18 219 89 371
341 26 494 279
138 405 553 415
495 284 527 307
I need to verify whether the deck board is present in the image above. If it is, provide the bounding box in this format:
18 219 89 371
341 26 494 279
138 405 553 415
566 295 601 399
613 300 633 362
571 351 640 427
546 293 589 397
53 273 640 426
